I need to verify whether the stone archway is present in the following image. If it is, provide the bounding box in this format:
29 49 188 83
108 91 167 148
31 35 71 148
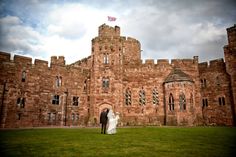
98 103 112 115
95 103 113 123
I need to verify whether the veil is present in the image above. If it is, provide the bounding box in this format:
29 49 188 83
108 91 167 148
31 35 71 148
107 109 114 120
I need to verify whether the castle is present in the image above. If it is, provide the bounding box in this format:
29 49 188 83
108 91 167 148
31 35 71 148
0 24 235 128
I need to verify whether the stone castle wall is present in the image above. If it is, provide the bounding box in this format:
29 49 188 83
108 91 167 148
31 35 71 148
0 24 235 128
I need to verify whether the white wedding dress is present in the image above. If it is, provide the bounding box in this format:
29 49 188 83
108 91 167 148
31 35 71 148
107 109 119 134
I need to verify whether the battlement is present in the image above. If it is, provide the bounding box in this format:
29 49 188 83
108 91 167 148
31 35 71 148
0 52 63 68
50 56 65 66
35 59 49 68
140 58 197 66
98 24 120 37
14 55 32 65
226 24 236 49
171 58 197 66
209 59 224 68
199 58 226 72
0 51 11 62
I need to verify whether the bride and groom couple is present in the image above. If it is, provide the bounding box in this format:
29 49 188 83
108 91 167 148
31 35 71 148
100 108 120 134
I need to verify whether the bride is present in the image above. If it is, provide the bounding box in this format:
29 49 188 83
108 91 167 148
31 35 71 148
107 109 120 134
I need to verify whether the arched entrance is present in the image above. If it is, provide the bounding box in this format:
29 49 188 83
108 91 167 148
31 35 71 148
96 103 112 122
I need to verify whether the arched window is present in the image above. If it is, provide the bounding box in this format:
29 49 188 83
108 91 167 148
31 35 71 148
152 87 159 105
22 71 26 82
218 97 225 106
56 76 62 87
73 96 79 106
102 77 109 88
201 78 207 88
179 93 186 111
103 53 109 64
216 76 220 86
202 98 208 108
17 97 25 108
83 80 87 91
139 87 146 105
72 113 75 121
169 93 174 111
125 88 132 105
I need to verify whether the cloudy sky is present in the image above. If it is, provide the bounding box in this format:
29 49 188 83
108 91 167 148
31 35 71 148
0 0 236 64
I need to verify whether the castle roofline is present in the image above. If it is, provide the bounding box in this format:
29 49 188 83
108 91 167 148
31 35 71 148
164 68 194 83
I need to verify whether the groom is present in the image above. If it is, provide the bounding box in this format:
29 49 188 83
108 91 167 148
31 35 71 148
100 108 108 134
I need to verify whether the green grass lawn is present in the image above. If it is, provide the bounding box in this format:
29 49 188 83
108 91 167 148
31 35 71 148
0 127 235 157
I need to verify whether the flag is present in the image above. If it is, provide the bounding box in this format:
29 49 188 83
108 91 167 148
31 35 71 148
108 16 116 21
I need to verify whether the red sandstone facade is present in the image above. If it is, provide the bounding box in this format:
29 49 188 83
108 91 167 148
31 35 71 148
0 24 235 128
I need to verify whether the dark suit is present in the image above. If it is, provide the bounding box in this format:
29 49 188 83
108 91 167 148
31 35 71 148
100 110 108 134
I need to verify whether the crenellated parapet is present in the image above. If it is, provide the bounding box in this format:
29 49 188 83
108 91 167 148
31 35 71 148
137 57 198 68
0 52 68 67
0 51 11 62
50 56 65 67
14 55 32 65
98 23 120 37
199 58 226 73
34 59 49 68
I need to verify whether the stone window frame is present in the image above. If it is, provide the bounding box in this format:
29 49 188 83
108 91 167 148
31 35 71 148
202 98 208 108
17 113 22 120
56 76 62 87
125 88 132 106
152 87 159 105
17 97 25 108
102 77 109 88
71 113 75 121
83 80 87 92
216 76 220 86
218 97 225 106
72 96 79 106
168 93 174 111
52 95 60 105
179 93 186 111
200 78 207 88
139 87 146 106
103 53 109 64
22 70 26 82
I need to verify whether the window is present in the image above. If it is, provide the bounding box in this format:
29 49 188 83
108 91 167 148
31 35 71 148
22 71 26 82
139 88 146 105
169 93 174 111
73 96 79 106
48 113 51 121
125 88 132 105
200 79 207 88
76 114 79 121
72 113 75 121
202 98 208 108
102 77 109 88
152 87 159 105
83 80 87 91
179 93 186 111
17 97 25 108
56 76 62 87
17 113 21 120
52 95 60 105
190 93 194 110
218 97 225 106
103 53 109 64
216 76 220 86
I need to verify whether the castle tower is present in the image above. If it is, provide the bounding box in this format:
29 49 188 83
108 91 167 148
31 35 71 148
88 24 142 124
224 24 236 125
164 68 195 125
